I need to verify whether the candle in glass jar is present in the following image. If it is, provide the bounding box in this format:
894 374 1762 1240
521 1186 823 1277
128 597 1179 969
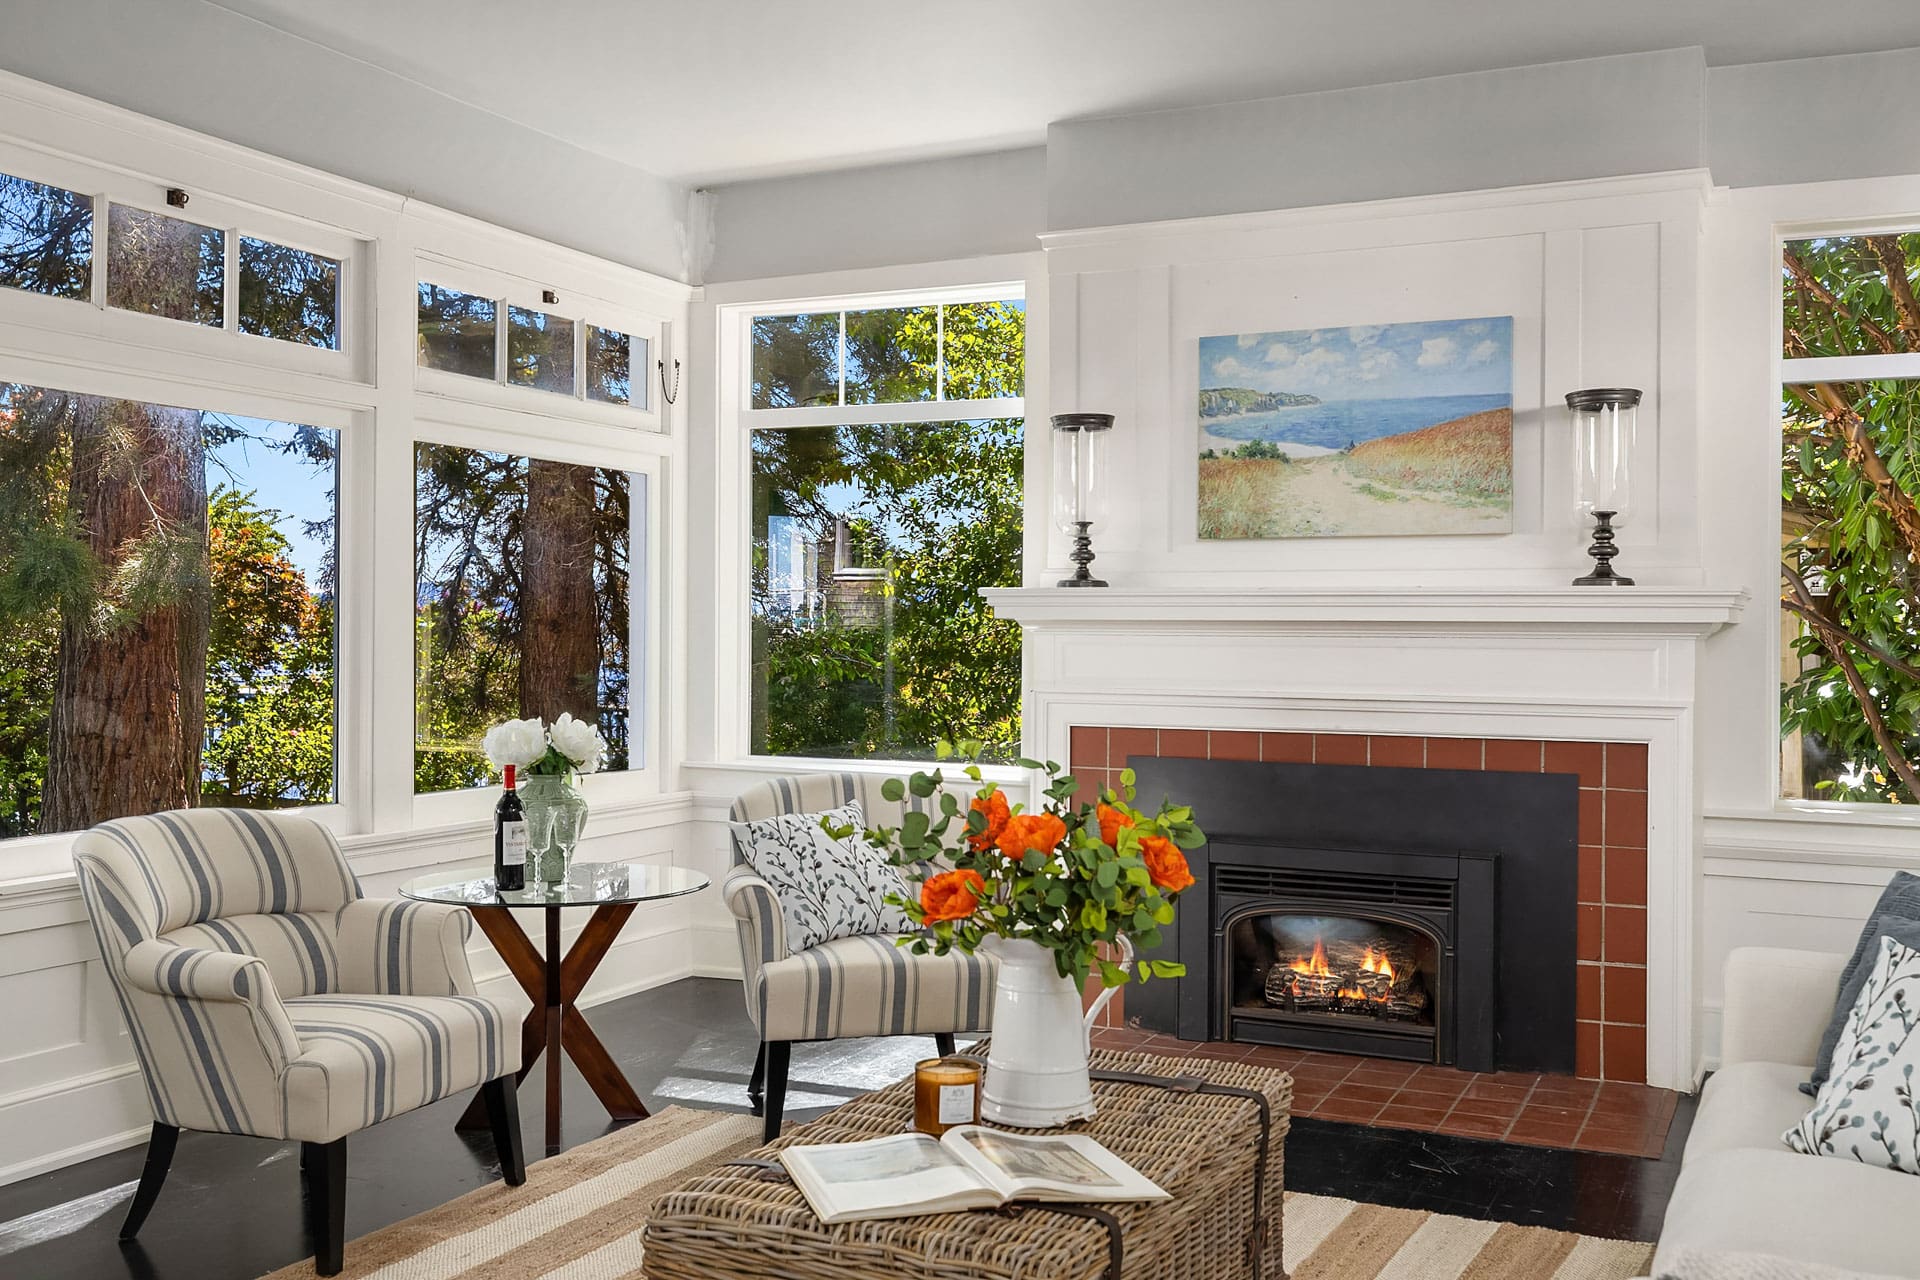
913 1056 982 1136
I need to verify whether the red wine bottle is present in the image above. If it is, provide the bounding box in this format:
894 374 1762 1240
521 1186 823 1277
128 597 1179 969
495 764 527 891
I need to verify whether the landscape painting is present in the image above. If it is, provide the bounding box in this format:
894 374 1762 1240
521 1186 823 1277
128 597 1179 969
1197 316 1514 538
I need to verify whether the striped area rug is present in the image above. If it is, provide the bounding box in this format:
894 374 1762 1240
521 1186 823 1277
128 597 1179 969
261 1106 1655 1279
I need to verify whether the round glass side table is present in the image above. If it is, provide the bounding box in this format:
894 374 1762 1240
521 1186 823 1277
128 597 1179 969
400 860 709 1151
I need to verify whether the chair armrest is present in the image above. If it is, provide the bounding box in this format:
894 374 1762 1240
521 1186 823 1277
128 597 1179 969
123 938 302 1069
1721 946 1848 1069
334 899 478 997
724 866 789 1033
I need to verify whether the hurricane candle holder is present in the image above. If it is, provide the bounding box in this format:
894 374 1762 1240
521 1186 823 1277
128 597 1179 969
1567 387 1642 586
1051 412 1114 587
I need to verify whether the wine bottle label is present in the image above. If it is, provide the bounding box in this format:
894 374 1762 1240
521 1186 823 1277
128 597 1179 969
501 821 528 867
938 1082 976 1125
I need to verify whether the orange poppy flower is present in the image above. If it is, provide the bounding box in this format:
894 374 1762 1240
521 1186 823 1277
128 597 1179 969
967 789 1012 851
920 869 986 923
1140 835 1196 894
1097 802 1136 847
995 812 1068 860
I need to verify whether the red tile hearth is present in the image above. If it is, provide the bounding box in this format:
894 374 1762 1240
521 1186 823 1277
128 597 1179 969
1070 726 1651 1083
1088 1026 1677 1157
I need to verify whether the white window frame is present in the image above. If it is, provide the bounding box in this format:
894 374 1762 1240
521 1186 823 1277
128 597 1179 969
0 70 690 880
1775 215 1920 813
719 279 1028 772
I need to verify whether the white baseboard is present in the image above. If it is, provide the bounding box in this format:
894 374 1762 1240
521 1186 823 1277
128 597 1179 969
0 1063 152 1186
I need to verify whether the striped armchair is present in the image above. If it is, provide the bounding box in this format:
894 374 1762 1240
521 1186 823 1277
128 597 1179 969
725 773 996 1140
73 810 524 1276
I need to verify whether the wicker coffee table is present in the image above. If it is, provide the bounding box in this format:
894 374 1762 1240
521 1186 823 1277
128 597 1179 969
643 1047 1291 1280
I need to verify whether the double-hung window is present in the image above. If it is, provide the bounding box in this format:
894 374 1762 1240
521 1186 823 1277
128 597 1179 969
739 289 1027 762
1779 231 1920 805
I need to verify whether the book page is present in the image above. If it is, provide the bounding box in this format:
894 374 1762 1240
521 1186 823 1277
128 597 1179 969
780 1133 998 1222
944 1127 1169 1204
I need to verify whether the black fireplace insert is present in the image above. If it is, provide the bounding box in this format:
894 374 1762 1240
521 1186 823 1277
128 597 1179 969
1126 755 1578 1075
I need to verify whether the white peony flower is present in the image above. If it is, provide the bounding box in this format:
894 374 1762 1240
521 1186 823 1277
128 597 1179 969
547 712 607 774
482 717 547 769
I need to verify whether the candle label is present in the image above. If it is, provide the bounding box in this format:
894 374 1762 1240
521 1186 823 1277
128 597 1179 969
938 1082 976 1125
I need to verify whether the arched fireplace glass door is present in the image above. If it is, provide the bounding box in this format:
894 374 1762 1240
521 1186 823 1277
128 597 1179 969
1223 909 1446 1060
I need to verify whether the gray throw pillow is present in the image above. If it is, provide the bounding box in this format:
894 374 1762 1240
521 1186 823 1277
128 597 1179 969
729 800 916 954
1806 869 1920 1094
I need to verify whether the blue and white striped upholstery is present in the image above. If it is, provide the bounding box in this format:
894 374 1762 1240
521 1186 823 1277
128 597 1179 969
724 773 995 1043
74 810 514 1144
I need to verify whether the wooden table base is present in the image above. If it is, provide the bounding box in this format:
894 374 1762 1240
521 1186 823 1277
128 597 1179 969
456 900 648 1150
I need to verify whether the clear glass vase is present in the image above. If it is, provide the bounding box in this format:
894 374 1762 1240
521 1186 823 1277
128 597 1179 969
519 773 589 886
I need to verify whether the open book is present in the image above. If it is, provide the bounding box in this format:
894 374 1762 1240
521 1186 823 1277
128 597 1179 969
777 1126 1168 1224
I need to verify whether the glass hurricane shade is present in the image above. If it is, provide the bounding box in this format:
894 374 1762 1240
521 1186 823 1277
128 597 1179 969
1567 388 1640 521
1051 412 1113 534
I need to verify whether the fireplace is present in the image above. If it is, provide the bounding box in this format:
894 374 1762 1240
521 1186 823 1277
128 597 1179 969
1128 755 1577 1075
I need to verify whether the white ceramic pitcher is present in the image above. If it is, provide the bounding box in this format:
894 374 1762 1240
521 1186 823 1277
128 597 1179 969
980 933 1133 1128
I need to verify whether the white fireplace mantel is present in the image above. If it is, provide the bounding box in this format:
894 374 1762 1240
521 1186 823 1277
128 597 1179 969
983 584 1751 1090
981 586 1748 633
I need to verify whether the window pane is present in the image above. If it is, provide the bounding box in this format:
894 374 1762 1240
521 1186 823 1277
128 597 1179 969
239 236 340 348
588 324 647 407
0 383 338 838
414 445 632 792
750 419 1023 761
0 172 92 300
844 307 937 405
751 313 839 408
106 204 223 326
1780 377 1920 805
1783 234 1920 359
942 300 1026 399
418 283 497 378
508 306 575 394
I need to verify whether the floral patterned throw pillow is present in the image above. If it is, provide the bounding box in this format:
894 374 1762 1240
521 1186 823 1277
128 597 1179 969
1786 933 1920 1173
730 801 917 953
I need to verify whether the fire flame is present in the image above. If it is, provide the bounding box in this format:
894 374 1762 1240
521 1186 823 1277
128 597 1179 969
1282 938 1398 1003
1287 938 1332 976
1360 946 1396 982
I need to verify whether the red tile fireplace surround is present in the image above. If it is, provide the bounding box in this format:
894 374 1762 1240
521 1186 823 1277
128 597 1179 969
1069 725 1650 1084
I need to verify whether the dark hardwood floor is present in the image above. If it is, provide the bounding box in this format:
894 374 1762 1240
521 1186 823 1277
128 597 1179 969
0 977 1692 1279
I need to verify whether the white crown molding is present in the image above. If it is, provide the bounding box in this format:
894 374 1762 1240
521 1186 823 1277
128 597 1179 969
981 586 1748 633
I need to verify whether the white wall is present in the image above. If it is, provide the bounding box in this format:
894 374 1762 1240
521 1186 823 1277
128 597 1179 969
1036 173 1704 588
703 147 1046 283
0 0 690 278
1045 50 1709 231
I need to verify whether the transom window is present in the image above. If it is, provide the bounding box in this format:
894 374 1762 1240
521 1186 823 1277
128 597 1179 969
1 168 344 350
742 290 1025 762
1780 232 1920 805
417 277 651 411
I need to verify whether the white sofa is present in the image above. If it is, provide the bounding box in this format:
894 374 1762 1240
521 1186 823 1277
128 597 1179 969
1652 947 1920 1277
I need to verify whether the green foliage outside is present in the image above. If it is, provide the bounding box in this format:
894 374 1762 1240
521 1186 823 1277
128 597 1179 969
0 385 338 837
751 300 1025 762
1782 234 1920 802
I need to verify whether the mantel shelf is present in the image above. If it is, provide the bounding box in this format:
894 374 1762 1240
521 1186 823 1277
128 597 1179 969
979 586 1749 634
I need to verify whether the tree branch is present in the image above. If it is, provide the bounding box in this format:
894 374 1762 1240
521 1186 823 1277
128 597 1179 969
1784 250 1899 354
1782 564 1920 799
1869 235 1920 352
1810 381 1920 565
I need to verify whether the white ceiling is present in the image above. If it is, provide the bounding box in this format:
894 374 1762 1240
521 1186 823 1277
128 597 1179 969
211 0 1920 186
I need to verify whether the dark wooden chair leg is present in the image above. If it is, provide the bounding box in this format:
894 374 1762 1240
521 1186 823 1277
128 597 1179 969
934 1032 956 1057
303 1137 347 1277
118 1123 179 1240
481 1076 527 1186
747 1041 767 1110
761 1041 791 1143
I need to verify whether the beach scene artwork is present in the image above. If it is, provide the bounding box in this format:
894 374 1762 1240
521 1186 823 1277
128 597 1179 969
1197 316 1514 538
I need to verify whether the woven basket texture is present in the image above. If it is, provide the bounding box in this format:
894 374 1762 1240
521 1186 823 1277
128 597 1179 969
642 1047 1292 1280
